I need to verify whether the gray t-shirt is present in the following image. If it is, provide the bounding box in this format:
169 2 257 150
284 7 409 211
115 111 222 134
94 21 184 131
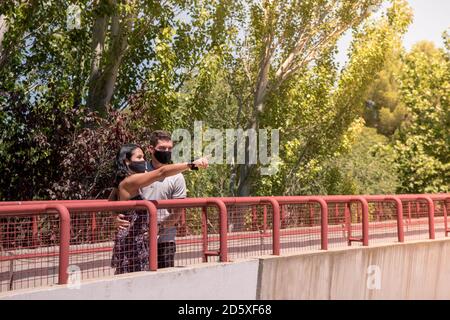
139 162 187 242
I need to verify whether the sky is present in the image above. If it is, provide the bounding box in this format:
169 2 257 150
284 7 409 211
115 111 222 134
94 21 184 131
336 0 450 67
403 0 450 50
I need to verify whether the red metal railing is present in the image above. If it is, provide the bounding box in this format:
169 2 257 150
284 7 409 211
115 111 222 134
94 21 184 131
0 204 71 286
359 196 404 243
63 200 158 271
318 196 369 246
0 199 228 286
1 194 449 293
444 197 450 237
274 197 328 251
151 198 228 263
397 195 435 241
218 197 280 257
0 201 157 290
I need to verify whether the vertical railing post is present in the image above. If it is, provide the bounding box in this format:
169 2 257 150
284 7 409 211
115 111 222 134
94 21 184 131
393 197 404 243
140 201 158 271
49 204 70 285
357 202 361 223
219 202 228 262
274 201 280 256
201 207 208 262
314 198 328 251
360 198 369 246
444 198 449 237
259 197 280 256
207 199 228 262
423 196 435 239
344 203 351 246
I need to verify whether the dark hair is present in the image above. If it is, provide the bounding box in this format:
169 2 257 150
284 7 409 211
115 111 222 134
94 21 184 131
113 143 142 188
150 130 171 147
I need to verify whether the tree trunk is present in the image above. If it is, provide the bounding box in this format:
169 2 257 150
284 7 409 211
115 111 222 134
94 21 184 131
98 14 130 111
236 26 273 196
87 1 131 116
0 14 8 60
87 12 108 113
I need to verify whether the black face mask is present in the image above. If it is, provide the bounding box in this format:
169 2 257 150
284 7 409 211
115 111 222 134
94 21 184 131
154 150 172 164
128 161 147 173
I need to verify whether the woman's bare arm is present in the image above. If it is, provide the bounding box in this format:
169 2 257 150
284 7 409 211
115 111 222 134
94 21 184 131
118 158 208 200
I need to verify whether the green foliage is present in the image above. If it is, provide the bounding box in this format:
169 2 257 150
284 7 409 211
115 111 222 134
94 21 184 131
394 41 450 193
0 0 238 200
1 0 446 200
363 45 407 136
255 0 413 196
328 126 399 195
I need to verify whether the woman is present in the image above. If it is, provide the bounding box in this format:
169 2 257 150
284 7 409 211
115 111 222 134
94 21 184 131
110 143 207 274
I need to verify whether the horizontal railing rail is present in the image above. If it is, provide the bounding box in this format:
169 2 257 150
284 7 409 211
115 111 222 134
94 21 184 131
1 194 448 293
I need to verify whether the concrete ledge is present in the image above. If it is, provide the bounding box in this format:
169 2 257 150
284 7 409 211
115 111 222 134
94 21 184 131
0 259 260 300
3 238 450 300
257 238 450 300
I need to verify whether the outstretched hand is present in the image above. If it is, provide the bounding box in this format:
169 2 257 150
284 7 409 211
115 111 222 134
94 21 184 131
193 157 209 169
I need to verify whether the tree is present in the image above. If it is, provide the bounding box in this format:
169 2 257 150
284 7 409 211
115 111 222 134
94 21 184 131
246 0 411 196
224 0 413 196
363 43 407 136
327 126 399 195
0 0 239 200
0 0 418 200
394 40 450 193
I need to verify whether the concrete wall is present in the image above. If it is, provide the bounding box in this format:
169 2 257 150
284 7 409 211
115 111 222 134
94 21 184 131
0 260 259 300
2 239 450 300
257 239 450 300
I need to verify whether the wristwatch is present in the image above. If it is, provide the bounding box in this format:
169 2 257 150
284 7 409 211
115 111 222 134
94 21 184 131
188 162 198 170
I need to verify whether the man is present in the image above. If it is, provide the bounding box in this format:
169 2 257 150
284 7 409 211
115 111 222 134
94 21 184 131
116 130 187 268
142 130 187 268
